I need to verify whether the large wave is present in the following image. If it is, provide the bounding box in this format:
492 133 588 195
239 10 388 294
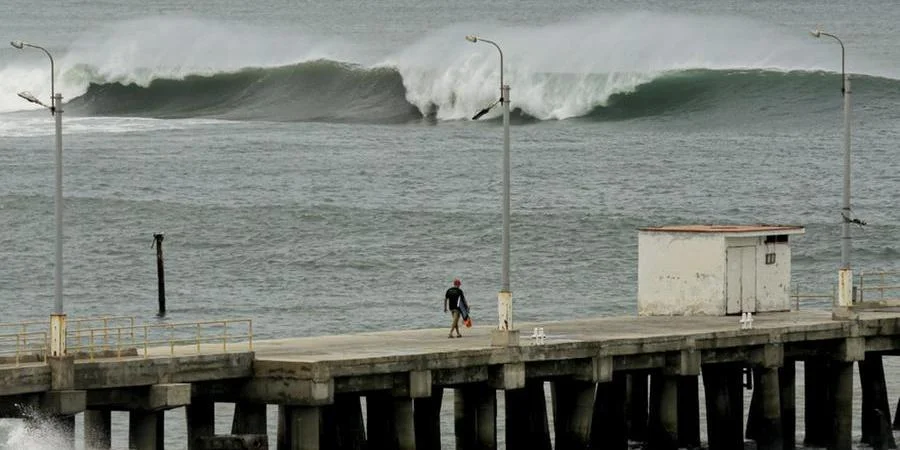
59 65 900 124
2 13 897 123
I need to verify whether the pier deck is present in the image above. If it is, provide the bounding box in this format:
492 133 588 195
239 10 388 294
4 309 900 450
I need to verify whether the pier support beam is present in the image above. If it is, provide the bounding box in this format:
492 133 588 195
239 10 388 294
129 410 164 450
625 372 649 443
756 367 784 450
232 401 267 435
84 409 112 450
551 378 596 449
322 394 365 450
454 384 497 450
648 372 678 450
367 391 415 450
278 405 322 450
781 362 796 450
860 354 896 449
414 388 443 450
677 376 700 449
505 380 551 450
830 361 854 450
591 372 627 450
803 360 829 448
187 400 215 450
702 364 744 450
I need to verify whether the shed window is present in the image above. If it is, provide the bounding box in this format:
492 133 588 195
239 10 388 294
765 235 788 243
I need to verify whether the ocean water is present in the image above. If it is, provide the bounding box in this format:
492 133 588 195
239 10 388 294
1 0 899 448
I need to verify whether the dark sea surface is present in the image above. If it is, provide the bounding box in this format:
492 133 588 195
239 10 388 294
1 0 899 448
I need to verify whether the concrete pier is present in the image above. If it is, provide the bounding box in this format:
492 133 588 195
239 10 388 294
413 389 443 450
504 380 551 450
780 362 796 450
804 359 829 447
625 371 649 443
454 384 496 450
860 354 897 449
84 409 112 449
591 373 627 449
3 310 900 449
702 363 743 450
551 378 595 449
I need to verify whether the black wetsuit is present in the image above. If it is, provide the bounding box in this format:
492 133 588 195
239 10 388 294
445 286 465 311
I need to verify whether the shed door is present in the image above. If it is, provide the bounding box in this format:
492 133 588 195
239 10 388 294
726 246 757 314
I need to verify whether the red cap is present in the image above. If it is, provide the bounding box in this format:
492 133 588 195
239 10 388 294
453 278 461 287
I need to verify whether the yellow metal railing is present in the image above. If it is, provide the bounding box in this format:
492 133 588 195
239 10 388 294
67 319 254 360
0 331 47 366
857 270 900 303
790 284 836 311
68 316 136 350
0 316 136 338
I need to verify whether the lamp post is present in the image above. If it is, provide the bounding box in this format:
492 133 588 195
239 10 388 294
466 34 518 345
810 28 855 318
10 40 67 355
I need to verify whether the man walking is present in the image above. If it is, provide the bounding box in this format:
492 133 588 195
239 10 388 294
444 278 467 338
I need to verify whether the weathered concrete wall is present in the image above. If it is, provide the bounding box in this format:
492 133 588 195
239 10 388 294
638 232 726 315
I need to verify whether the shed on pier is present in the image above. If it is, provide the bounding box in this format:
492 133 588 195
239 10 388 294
637 224 805 316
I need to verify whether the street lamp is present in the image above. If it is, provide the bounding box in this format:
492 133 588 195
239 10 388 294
465 34 518 345
10 40 67 355
810 28 856 318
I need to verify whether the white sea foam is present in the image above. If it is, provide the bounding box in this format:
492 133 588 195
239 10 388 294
0 12 894 117
384 12 895 120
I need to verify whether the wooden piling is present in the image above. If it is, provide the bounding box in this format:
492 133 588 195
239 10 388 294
152 233 166 316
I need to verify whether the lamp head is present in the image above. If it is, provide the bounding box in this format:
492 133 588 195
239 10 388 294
810 29 821 38
10 40 24 49
17 91 45 107
465 35 478 43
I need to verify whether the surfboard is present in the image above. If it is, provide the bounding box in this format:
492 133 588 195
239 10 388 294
459 301 472 327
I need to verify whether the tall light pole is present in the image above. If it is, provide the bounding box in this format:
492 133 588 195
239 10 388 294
10 40 67 355
466 34 518 345
810 28 855 319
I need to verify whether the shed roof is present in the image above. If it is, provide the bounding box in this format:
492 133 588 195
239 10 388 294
639 224 805 236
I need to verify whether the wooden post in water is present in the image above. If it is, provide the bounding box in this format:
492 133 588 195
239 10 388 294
152 233 166 316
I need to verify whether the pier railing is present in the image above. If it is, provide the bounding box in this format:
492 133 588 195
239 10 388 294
0 317 253 365
67 319 254 360
790 284 836 310
857 270 900 304
0 331 47 366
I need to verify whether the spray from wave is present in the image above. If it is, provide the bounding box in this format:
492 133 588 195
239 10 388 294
1 12 897 123
0 408 77 450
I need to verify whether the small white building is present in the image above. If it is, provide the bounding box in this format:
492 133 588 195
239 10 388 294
637 224 805 316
